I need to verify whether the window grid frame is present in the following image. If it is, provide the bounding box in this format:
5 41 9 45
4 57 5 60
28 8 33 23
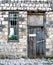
8 12 19 42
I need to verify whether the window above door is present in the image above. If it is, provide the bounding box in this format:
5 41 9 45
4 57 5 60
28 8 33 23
27 15 44 26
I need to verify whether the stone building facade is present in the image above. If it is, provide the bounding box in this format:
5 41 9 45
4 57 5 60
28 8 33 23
0 0 53 58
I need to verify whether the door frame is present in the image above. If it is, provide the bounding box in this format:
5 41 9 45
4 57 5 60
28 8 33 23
27 26 46 58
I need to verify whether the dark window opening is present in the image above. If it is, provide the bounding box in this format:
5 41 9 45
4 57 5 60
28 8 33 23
8 12 19 42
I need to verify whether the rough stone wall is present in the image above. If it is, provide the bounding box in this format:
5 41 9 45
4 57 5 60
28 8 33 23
0 11 53 58
0 11 27 58
0 1 53 58
46 12 53 56
0 2 51 11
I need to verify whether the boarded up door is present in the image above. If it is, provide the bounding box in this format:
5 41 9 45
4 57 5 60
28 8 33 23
28 27 46 58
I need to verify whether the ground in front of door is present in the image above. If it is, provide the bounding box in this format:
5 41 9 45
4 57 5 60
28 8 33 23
0 59 53 65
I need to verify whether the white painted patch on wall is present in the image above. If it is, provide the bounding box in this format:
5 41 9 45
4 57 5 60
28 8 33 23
29 34 36 37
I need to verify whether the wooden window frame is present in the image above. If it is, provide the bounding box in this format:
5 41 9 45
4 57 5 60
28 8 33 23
8 12 19 42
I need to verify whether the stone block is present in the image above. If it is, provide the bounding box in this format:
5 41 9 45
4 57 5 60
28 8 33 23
10 3 12 6
22 22 26 24
5 3 9 6
2 21 8 25
6 7 10 10
1 4 4 6
19 21 22 24
0 15 2 18
13 7 17 10
3 15 8 17
21 3 24 7
19 25 22 28
27 7 30 10
3 28 8 32
22 25 27 28
0 36 2 39
19 17 25 21
20 28 26 32
4 32 8 36
4 17 8 21
22 15 27 17
23 36 27 39
19 32 25 36
3 36 7 40
3 7 6 10
18 7 22 10
0 18 4 21
19 36 23 38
